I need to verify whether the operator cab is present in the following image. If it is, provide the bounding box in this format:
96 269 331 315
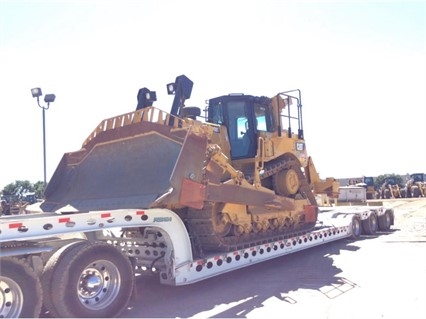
207 94 275 160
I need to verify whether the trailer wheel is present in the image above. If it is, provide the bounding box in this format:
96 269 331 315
362 213 378 235
378 210 392 231
42 241 134 318
41 240 89 317
350 216 361 239
0 257 42 318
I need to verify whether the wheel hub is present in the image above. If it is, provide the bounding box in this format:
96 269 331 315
0 276 23 318
80 270 104 295
77 261 120 310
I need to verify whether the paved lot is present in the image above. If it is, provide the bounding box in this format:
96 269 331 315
120 198 426 319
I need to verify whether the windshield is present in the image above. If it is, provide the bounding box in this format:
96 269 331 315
208 96 255 159
208 95 275 160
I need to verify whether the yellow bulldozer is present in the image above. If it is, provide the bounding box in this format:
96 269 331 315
40 75 339 252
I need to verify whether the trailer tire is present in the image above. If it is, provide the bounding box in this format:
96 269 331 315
350 216 361 239
42 241 134 318
41 240 89 317
0 257 42 318
378 210 392 231
362 213 378 235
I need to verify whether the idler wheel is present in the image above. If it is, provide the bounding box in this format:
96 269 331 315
211 203 232 236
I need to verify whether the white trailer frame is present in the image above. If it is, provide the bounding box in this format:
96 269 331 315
0 205 393 317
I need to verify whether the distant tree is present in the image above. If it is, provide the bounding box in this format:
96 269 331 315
2 180 33 195
1 180 44 202
33 181 45 199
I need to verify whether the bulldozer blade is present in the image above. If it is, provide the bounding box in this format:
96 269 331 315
41 131 184 213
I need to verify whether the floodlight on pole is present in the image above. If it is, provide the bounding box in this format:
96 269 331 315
31 87 56 187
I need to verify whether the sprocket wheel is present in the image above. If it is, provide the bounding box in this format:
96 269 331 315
273 168 300 196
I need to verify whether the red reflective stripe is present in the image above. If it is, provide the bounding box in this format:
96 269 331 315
9 223 23 229
101 213 111 218
58 217 70 223
136 210 145 215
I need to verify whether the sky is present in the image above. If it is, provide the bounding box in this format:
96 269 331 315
0 0 425 189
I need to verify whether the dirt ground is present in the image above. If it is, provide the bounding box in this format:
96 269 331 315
377 197 426 241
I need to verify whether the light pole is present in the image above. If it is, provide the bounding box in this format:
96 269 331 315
31 88 56 187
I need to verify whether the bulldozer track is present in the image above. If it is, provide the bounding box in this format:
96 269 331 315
184 157 317 257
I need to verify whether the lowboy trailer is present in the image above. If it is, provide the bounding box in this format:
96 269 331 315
0 205 393 318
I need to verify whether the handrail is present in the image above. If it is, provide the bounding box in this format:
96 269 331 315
254 137 265 187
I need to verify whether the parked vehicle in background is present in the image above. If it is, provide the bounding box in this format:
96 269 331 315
380 177 403 199
0 200 11 216
338 185 367 203
407 173 426 197
357 176 378 199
